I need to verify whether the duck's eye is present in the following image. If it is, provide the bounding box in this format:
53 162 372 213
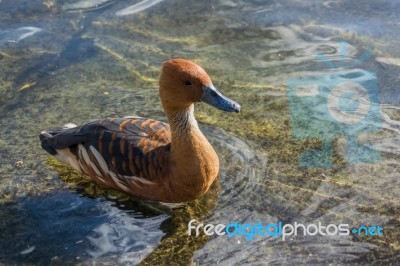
184 80 192 86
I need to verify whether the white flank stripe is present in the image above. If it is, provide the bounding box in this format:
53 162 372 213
87 145 154 190
79 144 91 167
122 175 155 185
107 171 130 192
89 146 110 174
89 161 105 182
78 160 88 174
54 148 81 172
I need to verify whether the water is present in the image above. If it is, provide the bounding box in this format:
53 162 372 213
0 0 399 265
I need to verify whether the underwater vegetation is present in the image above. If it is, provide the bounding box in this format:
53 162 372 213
0 0 399 265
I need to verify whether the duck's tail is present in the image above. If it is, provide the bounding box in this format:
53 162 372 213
39 123 78 155
39 123 85 172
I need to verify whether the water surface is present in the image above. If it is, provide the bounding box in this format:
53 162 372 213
0 0 399 265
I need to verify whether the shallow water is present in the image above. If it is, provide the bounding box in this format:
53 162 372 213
0 0 399 265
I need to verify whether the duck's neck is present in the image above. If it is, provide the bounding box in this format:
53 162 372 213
165 105 219 199
167 105 199 137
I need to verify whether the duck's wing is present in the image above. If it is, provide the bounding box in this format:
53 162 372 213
40 117 171 190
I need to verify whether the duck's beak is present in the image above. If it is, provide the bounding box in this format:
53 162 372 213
200 85 241 113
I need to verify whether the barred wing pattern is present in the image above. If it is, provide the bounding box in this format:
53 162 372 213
45 117 172 193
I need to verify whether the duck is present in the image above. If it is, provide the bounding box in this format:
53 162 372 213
39 59 240 203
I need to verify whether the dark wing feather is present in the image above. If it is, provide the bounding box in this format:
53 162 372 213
40 117 171 184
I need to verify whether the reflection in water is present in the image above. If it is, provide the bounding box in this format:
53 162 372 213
0 0 399 265
86 202 167 261
116 0 164 17
63 0 116 12
0 27 43 43
0 191 168 265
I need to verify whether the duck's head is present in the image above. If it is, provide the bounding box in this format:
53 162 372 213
159 58 241 113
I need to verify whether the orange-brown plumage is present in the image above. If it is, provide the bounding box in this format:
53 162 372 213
40 58 240 203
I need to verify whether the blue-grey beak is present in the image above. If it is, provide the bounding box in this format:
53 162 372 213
200 85 241 113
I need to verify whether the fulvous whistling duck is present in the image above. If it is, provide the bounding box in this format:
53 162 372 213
39 59 241 203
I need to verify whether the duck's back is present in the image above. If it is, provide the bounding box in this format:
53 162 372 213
40 117 172 193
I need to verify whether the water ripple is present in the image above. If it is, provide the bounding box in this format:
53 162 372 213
115 0 164 16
